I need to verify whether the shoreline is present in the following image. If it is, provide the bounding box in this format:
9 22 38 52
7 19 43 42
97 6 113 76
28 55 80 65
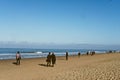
0 52 120 61
0 48 109 60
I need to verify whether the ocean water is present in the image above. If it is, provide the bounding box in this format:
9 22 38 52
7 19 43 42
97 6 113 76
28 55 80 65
0 48 107 60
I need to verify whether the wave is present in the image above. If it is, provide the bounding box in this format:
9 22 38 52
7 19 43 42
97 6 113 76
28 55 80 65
35 51 43 54
0 48 110 60
95 51 106 53
0 53 15 56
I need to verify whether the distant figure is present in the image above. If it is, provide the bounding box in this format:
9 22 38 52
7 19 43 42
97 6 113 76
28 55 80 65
113 50 116 53
86 51 89 55
51 53 56 67
16 51 21 65
91 51 95 56
109 50 112 53
78 52 81 57
66 52 68 60
93 51 95 55
46 52 51 66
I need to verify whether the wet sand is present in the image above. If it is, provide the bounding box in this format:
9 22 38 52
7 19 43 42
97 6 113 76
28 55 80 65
0 53 120 80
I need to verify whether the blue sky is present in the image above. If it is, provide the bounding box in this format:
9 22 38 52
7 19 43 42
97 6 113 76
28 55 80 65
0 0 120 48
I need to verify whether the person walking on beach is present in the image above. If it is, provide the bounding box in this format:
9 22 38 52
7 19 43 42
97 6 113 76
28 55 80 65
86 51 89 55
91 51 95 56
51 52 56 67
16 51 21 65
46 52 52 66
78 52 81 57
66 52 68 60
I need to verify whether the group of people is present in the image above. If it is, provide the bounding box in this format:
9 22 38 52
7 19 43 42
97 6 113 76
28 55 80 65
46 52 56 67
86 51 96 56
65 51 96 60
91 51 96 56
15 51 95 66
15 51 56 67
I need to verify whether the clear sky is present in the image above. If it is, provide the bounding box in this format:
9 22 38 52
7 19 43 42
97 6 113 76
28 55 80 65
0 0 120 47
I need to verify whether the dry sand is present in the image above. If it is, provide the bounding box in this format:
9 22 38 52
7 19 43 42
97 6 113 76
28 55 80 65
0 53 120 80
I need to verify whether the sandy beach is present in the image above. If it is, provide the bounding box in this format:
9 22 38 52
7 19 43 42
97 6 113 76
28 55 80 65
0 53 120 80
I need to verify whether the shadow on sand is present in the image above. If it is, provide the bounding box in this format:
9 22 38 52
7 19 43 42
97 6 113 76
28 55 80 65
38 64 53 67
12 62 17 65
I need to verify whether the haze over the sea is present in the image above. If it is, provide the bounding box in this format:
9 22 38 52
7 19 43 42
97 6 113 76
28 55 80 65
0 0 120 49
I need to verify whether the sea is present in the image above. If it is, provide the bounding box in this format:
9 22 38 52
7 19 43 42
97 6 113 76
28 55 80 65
0 48 111 60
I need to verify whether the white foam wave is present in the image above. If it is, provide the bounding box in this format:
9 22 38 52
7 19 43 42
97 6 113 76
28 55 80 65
36 51 42 54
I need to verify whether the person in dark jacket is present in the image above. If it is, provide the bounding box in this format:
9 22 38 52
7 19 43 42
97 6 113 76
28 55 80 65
51 52 56 67
46 52 51 66
86 51 89 55
78 52 81 57
66 52 68 60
